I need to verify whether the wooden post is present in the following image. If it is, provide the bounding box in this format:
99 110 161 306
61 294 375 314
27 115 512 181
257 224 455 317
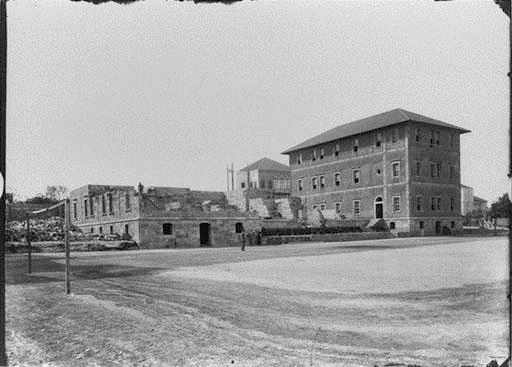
0 0 7 364
26 213 31 274
64 198 70 294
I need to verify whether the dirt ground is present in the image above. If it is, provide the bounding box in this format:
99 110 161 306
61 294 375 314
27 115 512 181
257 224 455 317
5 237 509 367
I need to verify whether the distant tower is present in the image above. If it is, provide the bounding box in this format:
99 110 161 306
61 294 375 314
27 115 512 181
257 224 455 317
226 164 235 191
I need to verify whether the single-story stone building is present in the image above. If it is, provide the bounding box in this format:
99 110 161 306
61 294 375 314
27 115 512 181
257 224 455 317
69 184 262 248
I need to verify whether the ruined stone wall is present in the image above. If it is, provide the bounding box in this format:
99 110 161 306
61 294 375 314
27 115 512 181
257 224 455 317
70 185 141 240
140 190 229 214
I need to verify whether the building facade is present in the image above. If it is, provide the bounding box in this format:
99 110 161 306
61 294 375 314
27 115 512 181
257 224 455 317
226 158 297 218
282 109 470 234
69 184 262 248
472 196 488 214
461 184 488 216
235 157 291 194
460 184 474 216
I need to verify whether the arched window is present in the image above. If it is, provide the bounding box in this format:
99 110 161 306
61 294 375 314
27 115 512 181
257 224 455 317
389 222 396 230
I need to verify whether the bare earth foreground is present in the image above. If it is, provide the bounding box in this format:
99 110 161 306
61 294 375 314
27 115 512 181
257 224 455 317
6 237 508 367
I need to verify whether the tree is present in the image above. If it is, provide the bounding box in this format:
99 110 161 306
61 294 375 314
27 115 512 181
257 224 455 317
45 186 68 202
488 193 512 235
25 194 58 205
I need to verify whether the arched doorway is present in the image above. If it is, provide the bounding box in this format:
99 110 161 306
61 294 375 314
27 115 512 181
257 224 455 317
199 223 211 246
374 196 383 219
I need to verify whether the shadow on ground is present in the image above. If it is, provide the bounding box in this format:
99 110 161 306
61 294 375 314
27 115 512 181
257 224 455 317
6 255 163 285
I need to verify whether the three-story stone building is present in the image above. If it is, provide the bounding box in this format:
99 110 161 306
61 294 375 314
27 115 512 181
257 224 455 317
282 108 470 234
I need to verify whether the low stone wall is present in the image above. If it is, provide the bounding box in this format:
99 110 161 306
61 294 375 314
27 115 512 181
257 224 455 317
6 240 139 253
262 231 395 245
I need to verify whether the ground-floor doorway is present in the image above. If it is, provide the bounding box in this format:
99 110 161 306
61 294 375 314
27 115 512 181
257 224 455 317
375 196 383 219
199 223 211 246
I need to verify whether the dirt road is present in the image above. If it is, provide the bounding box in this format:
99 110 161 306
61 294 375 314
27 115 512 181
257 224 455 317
6 237 508 366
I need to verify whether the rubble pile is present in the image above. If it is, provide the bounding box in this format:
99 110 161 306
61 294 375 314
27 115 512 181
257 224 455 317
5 217 123 242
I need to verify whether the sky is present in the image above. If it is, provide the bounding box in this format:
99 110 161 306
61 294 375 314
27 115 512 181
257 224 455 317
5 0 510 203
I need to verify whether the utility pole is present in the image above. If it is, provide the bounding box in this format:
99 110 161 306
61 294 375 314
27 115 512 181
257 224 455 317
26 213 31 274
226 165 229 191
231 163 234 191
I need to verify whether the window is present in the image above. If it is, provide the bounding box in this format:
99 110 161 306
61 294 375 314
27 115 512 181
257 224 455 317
312 149 317 161
320 204 326 211
334 173 341 187
419 221 424 229
430 162 439 177
450 197 454 211
449 166 455 179
416 196 423 212
437 162 441 177
90 228 94 233
375 132 382 147
353 169 360 184
334 143 340 157
376 168 381 175
163 223 173 235
436 131 441 145
392 128 399 143
73 200 77 219
108 193 113 214
430 130 434 147
353 200 361 216
416 161 421 176
320 148 324 159
125 192 131 210
451 221 455 228
312 177 318 190
353 138 359 153
392 161 400 178
101 195 106 215
241 182 246 189
235 222 244 233
99 226 103 234
392 196 400 212
267 180 273 189
260 180 266 189
124 224 129 235
389 222 396 230
84 197 88 217
298 179 303 192
297 153 303 165
431 197 442 211
90 197 94 216
319 176 325 189
335 202 342 214
109 225 114 235
449 134 454 147
415 128 421 142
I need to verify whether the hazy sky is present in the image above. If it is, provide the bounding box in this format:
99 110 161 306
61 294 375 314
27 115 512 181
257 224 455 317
6 0 509 203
